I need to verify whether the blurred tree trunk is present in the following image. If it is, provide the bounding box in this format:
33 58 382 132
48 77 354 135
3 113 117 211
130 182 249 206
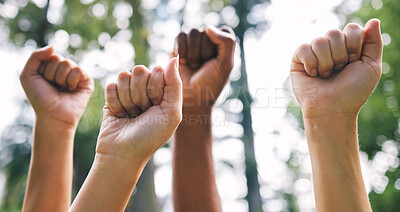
236 32 263 212
232 1 264 211
38 0 50 47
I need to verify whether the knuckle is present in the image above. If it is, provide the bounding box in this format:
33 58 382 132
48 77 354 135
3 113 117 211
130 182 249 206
117 71 130 80
152 66 164 74
59 60 71 69
49 54 62 63
106 83 116 93
176 32 187 43
311 37 328 47
132 65 148 75
189 28 200 35
325 29 343 39
298 43 311 54
345 23 362 31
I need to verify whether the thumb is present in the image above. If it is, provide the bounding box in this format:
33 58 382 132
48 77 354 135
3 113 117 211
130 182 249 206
163 56 182 106
23 46 54 74
205 25 236 72
362 19 383 63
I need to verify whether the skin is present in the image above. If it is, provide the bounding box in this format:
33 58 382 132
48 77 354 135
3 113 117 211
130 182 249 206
20 46 94 212
172 26 236 212
290 19 383 211
69 57 182 212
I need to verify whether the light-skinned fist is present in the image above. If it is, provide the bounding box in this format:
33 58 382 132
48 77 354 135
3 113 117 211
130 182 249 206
290 19 383 119
20 46 94 128
96 57 183 164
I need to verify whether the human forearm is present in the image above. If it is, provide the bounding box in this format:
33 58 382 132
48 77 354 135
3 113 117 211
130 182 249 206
173 111 222 212
22 117 76 212
69 153 144 212
304 114 371 212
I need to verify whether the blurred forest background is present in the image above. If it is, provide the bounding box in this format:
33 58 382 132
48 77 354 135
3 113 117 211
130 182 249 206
0 0 399 211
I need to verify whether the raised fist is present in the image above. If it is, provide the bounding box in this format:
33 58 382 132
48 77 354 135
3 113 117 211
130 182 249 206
173 26 236 113
290 19 383 119
96 58 182 162
20 46 94 127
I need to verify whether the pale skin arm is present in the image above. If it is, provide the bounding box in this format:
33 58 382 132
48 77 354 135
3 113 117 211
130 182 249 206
69 58 182 212
291 19 383 211
172 26 236 212
305 115 371 211
21 46 94 212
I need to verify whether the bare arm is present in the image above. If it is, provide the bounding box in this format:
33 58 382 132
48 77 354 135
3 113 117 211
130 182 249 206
21 46 93 212
70 58 182 212
172 26 236 212
290 19 382 211
23 118 76 211
304 115 371 211
173 110 221 211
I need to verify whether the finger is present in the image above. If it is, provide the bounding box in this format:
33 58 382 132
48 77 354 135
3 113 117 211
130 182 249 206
200 31 218 63
205 25 236 73
66 67 94 98
186 29 202 69
54 59 75 89
117 71 141 116
362 19 383 64
44 54 63 82
325 29 348 71
105 83 126 118
147 66 165 106
163 56 182 105
66 67 84 91
291 44 318 77
22 46 54 75
174 32 187 65
131 65 152 111
311 37 334 78
38 61 47 75
343 23 364 63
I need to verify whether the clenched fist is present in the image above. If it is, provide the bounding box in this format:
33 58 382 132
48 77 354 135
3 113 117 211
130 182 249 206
290 19 383 119
173 26 236 114
20 46 94 128
96 58 182 163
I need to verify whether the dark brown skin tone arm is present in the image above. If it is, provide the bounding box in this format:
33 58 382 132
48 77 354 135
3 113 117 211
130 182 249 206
172 26 236 212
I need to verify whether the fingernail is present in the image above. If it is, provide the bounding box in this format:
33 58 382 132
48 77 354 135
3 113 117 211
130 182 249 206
312 69 317 76
335 64 345 71
322 71 331 78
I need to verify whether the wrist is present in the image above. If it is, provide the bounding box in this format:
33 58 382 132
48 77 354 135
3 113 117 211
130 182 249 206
303 112 358 129
304 112 359 154
36 115 78 131
93 152 146 177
